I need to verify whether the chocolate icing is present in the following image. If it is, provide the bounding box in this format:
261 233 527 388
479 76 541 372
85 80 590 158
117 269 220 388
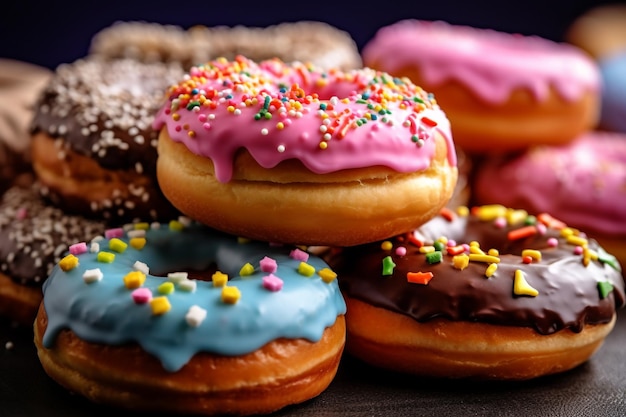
30 57 184 222
31 57 183 173
0 183 106 286
329 207 625 335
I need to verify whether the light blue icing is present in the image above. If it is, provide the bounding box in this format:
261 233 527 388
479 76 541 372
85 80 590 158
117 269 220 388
599 51 626 133
41 222 346 372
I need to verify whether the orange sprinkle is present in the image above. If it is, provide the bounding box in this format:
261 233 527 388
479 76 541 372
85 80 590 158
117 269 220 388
446 245 466 256
407 234 424 248
407 271 434 285
507 225 537 241
439 207 456 222
537 213 567 230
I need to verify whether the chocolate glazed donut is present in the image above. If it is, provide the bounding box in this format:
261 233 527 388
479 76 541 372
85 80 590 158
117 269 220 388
327 205 625 380
30 57 184 224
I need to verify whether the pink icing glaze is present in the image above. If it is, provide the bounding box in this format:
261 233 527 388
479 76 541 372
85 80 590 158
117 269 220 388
362 20 600 103
474 131 626 235
153 56 455 183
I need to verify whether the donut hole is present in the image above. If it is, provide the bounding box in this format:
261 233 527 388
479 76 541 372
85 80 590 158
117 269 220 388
151 266 218 283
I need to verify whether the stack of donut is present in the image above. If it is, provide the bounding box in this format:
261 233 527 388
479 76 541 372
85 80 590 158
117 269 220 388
34 55 458 415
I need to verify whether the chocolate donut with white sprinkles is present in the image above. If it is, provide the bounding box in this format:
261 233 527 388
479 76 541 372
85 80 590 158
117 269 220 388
30 57 184 224
0 182 106 325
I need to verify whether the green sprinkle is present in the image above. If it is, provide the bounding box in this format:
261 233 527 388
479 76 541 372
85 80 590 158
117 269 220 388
186 101 200 110
598 248 622 272
97 251 115 263
433 241 445 252
382 256 396 276
598 281 614 299
524 215 537 226
158 281 175 295
425 251 443 264
109 238 128 253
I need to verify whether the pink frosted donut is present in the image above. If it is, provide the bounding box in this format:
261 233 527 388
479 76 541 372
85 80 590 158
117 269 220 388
362 19 601 154
473 130 626 266
153 56 458 246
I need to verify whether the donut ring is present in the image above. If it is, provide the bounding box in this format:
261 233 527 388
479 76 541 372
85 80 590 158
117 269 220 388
326 205 625 380
0 183 105 325
88 20 363 71
362 19 601 153
472 131 626 268
154 56 457 246
31 57 185 224
34 219 346 415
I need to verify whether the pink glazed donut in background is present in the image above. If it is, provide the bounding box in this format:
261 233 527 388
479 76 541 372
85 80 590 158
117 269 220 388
362 19 601 154
472 130 626 268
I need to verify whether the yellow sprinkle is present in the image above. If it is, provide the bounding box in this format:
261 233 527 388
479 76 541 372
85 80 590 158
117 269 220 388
169 220 184 231
239 263 255 276
582 247 598 267
469 245 485 255
477 204 507 221
319 141 328 150
560 227 575 238
381 241 393 251
521 249 542 262
212 271 229 287
97 251 115 263
485 263 498 278
59 254 79 272
566 235 588 247
134 222 150 230
513 269 539 297
436 236 448 245
237 237 251 244
318 268 338 283
109 238 128 253
419 246 435 254
506 208 528 225
221 286 241 304
130 237 146 250
456 206 470 217
172 113 180 121
298 262 316 277
150 296 171 315
158 281 175 295
124 271 146 289
452 254 470 270
487 248 499 256
469 254 501 264
276 122 285 130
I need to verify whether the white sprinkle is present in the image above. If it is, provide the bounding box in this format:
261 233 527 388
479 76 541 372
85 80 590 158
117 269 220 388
5 341 14 350
90 242 100 253
168 272 188 283
277 145 285 153
83 268 103 284
127 229 146 238
185 305 207 327
261 128 269 135
177 216 192 227
178 279 197 292
133 261 149 275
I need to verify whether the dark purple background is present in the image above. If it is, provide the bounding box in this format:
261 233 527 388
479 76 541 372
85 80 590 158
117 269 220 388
2 0 625 70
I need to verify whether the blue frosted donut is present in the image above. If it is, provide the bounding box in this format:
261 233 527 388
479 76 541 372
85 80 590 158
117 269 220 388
34 219 346 415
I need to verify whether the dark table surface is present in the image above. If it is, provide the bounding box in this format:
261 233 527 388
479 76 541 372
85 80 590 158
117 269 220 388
1 311 625 417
